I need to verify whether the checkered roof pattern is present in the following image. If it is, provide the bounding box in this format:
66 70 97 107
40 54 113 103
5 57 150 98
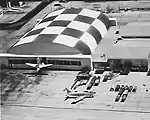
12 8 110 55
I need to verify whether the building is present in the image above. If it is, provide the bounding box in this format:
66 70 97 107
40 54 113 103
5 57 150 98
1 8 150 73
92 22 150 73
2 8 116 71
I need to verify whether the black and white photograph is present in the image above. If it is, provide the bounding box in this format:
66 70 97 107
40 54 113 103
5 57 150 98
0 0 150 119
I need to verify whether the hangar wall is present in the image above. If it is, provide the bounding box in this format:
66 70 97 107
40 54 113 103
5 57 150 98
148 53 150 71
7 56 92 71
93 59 148 72
0 57 9 71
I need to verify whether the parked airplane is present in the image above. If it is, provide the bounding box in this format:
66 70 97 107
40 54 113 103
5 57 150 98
5 7 24 13
63 88 96 103
0 6 3 18
3 1 24 13
25 57 53 72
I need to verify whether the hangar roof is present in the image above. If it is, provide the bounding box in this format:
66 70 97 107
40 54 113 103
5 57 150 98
9 8 113 55
92 22 150 61
120 22 150 37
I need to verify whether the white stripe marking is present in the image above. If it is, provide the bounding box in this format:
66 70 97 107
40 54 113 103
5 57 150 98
40 26 65 34
54 14 77 21
14 35 38 47
79 9 100 18
67 21 90 32
92 19 107 38
53 34 79 47
33 21 52 30
80 32 97 53
45 9 65 18
0 53 91 58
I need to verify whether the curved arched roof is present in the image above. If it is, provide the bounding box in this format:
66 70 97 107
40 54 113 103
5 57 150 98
9 8 111 55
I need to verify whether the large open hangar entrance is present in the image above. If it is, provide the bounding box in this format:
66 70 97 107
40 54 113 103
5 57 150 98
7 56 92 71
93 59 148 72
91 21 150 74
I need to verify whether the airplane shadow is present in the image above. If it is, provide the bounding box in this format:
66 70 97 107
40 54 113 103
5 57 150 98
23 72 49 76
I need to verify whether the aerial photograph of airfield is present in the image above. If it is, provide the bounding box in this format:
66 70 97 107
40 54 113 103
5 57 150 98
0 0 150 120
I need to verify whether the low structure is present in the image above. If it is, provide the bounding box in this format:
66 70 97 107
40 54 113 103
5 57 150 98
92 22 150 73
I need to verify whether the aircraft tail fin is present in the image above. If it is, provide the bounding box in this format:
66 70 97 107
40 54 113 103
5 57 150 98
64 96 69 101
63 88 71 94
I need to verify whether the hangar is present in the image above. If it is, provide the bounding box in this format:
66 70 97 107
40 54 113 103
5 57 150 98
92 22 150 73
1 8 117 70
0 8 150 73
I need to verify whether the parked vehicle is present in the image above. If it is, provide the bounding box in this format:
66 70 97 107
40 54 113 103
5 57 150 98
115 94 121 102
87 76 97 90
95 69 104 74
120 90 128 102
110 86 114 92
128 86 133 92
103 75 108 82
115 85 120 92
132 86 137 93
118 85 125 95
125 85 129 90
94 76 101 86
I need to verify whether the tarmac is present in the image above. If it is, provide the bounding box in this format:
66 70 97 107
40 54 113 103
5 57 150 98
1 71 150 120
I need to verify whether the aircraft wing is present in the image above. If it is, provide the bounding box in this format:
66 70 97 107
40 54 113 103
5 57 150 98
111 73 120 79
71 95 86 104
39 64 53 68
5 8 24 13
25 63 37 68
11 7 23 11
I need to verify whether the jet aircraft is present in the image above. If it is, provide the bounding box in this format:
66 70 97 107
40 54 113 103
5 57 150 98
63 88 96 104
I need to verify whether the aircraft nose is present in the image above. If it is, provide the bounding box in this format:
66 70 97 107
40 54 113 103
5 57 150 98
37 68 40 71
